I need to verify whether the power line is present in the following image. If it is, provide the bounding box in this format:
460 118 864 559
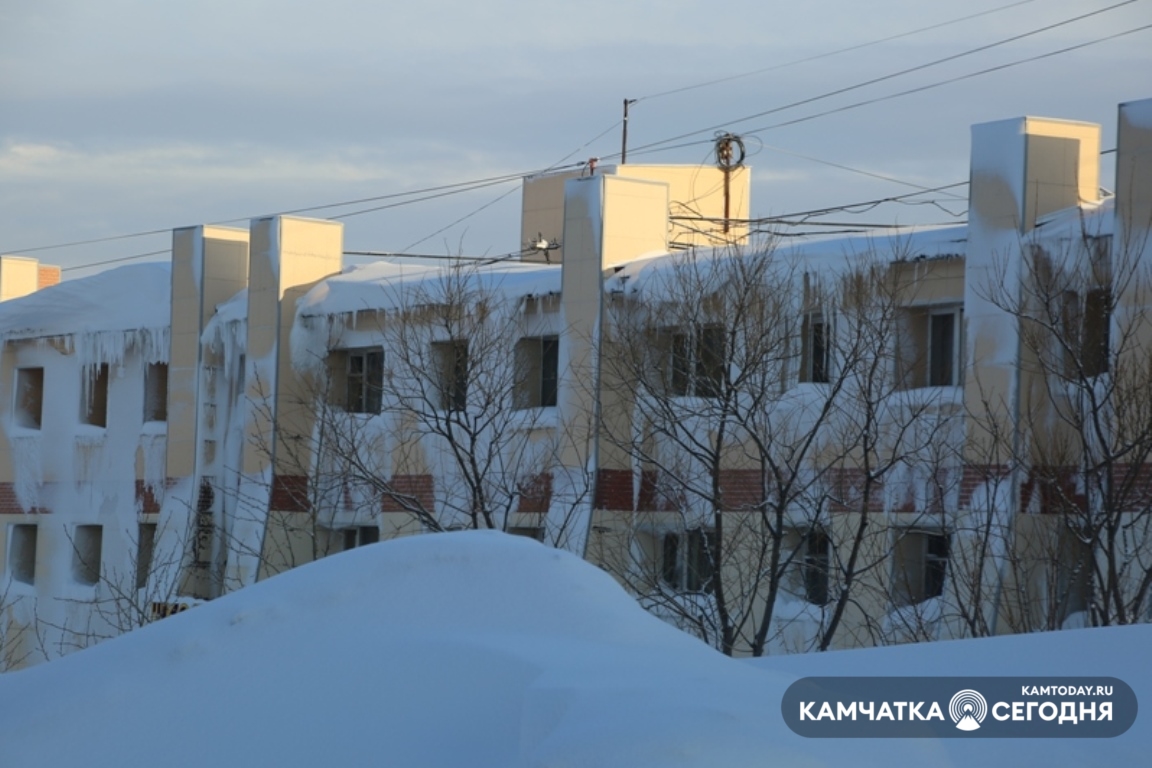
637 0 1037 102
343 250 522 262
61 250 171 273
622 21 1151 166
752 140 970 199
620 1 1142 158
735 22 1152 138
22 18 1145 272
750 182 971 222
329 177 519 220
2 166 583 257
401 119 624 252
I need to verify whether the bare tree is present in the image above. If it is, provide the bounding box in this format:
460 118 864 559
217 262 593 584
980 224 1152 628
598 242 954 656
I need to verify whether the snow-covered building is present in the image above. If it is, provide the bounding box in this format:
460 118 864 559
1 98 1151 667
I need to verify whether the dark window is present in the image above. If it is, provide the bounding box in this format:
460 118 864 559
508 526 545 542
9 524 37 584
1082 287 1111 378
16 368 44 429
342 526 380 550
662 528 715 592
1053 528 1092 626
136 523 157 590
928 312 956 387
72 525 103 586
666 325 725 397
80 363 109 427
515 336 559 408
434 340 469 411
893 530 949 606
800 528 831 605
144 363 169 422
802 314 830 384
346 349 383 414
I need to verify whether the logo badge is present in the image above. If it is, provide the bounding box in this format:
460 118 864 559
949 689 988 731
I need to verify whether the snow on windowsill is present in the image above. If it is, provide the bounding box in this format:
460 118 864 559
74 425 108 442
510 406 558 431
140 421 169 436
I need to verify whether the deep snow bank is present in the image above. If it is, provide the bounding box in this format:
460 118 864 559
0 531 935 767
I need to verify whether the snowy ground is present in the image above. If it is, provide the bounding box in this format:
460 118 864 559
0 532 1145 767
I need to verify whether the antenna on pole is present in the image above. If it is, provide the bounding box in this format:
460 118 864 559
621 98 637 165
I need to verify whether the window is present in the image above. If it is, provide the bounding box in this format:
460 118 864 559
346 349 383 414
801 314 830 384
1053 527 1092 626
15 367 44 429
898 307 962 389
662 325 725 397
136 523 157 590
72 525 103 586
892 530 949 606
342 526 380 550
662 528 715 592
80 363 109 427
433 340 469 411
144 363 168 422
798 528 831 605
1061 286 1111 378
9 524 37 584
515 336 559 408
927 311 959 386
508 526 545 542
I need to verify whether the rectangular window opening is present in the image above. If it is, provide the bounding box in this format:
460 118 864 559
661 528 715 592
508 526 545 542
892 530 949 606
801 314 830 384
80 364 110 427
433 340 469 411
15 368 44 429
515 336 559 409
345 349 384 414
341 525 380 551
144 363 168 422
1082 287 1111 378
928 311 956 387
9 524 37 584
663 325 725 398
136 523 157 590
1054 528 1092 625
72 524 103 586
801 528 831 606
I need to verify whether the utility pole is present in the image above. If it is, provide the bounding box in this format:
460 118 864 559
621 98 637 164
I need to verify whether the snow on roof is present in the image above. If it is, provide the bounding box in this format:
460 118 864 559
1031 195 1114 240
296 259 562 318
0 531 923 767
609 225 968 297
0 262 170 339
0 262 171 364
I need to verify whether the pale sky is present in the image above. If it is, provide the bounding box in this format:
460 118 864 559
1 0 1149 276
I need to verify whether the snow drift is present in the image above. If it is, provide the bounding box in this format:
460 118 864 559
0 531 928 767
1 531 1143 767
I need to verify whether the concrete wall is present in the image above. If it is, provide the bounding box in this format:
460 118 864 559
963 116 1102 466
237 216 343 581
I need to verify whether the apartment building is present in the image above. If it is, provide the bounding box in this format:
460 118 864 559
1 97 1149 666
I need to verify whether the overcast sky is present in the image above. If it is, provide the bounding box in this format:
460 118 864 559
1 0 1149 277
